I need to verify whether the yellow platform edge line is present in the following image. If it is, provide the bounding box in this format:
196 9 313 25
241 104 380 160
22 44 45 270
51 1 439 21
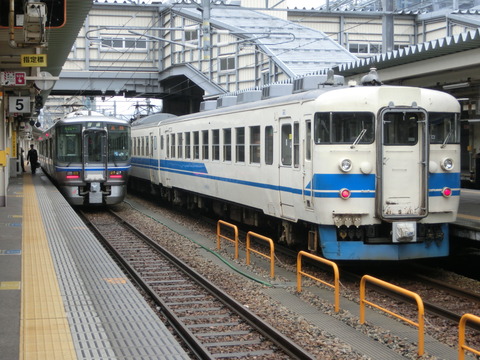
20 175 77 360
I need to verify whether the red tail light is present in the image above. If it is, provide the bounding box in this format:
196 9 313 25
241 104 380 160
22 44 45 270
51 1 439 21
109 171 122 179
442 187 452 197
339 188 351 199
66 171 80 179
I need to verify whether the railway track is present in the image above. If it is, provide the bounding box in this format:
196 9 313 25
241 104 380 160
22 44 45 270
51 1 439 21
80 208 315 360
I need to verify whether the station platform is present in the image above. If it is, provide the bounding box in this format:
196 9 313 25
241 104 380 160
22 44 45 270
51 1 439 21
0 171 190 360
1 170 479 360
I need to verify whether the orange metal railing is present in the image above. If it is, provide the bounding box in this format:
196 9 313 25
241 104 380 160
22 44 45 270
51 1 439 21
216 220 239 259
360 275 425 356
246 231 275 278
459 313 480 360
296 251 340 312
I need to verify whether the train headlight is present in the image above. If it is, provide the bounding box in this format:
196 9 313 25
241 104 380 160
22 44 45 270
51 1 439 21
441 158 454 171
339 188 351 199
442 187 452 197
339 158 352 172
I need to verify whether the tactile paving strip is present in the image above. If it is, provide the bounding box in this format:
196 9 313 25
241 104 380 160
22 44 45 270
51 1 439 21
33 175 190 360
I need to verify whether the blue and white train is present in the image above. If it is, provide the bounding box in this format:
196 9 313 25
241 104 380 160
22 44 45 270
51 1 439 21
39 111 131 206
129 72 461 260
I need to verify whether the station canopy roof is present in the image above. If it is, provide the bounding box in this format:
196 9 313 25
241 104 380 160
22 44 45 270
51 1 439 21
174 6 359 76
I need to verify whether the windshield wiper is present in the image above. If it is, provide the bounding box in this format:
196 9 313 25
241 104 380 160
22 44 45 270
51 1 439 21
441 130 452 148
351 129 367 149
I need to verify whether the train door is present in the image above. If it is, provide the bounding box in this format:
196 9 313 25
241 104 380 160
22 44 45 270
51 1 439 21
83 129 107 181
83 128 107 204
378 109 428 219
149 132 159 185
279 118 298 219
302 118 314 210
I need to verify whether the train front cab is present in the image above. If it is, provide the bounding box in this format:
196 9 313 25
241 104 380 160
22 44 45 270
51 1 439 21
317 103 460 261
57 121 130 206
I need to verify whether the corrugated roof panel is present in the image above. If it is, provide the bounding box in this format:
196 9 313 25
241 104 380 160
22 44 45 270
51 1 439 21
177 6 357 76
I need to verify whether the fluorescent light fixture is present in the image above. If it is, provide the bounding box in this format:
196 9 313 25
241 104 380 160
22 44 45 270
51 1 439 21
442 82 470 90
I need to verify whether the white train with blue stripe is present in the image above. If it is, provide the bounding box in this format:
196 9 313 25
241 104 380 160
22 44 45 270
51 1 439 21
129 71 460 260
39 111 131 206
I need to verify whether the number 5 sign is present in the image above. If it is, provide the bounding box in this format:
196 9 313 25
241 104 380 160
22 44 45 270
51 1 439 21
9 97 30 114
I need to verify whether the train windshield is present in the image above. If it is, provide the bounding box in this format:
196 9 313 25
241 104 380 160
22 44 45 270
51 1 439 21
314 112 374 144
429 112 460 145
56 124 82 162
108 125 130 162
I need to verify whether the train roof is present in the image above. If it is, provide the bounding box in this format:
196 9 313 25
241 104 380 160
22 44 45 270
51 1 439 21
131 112 178 127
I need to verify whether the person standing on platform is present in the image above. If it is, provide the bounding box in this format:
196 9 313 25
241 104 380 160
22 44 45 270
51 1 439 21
20 147 26 172
26 144 38 174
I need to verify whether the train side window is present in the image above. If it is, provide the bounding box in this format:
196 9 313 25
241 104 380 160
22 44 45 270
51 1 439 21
193 131 200 159
250 126 260 164
281 124 292 166
160 135 164 151
235 127 245 163
265 126 273 165
166 135 170 158
145 136 150 157
223 128 232 162
293 122 299 168
202 130 209 160
171 134 176 158
305 120 312 160
141 137 145 156
212 129 220 161
177 133 183 158
185 132 191 159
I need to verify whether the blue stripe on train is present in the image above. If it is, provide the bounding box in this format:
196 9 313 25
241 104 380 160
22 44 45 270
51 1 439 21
131 157 460 198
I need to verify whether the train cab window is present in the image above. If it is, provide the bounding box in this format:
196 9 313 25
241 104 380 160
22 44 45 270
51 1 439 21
250 126 260 164
223 128 232 162
177 133 183 158
305 121 312 160
314 112 374 144
108 124 130 162
185 132 191 159
265 126 273 165
281 124 292 166
429 113 460 145
383 112 419 145
212 129 220 161
56 124 81 162
193 131 200 159
202 130 209 160
235 127 245 163
293 122 299 168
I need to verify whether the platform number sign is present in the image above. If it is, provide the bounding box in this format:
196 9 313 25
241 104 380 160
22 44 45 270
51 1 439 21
9 97 30 114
